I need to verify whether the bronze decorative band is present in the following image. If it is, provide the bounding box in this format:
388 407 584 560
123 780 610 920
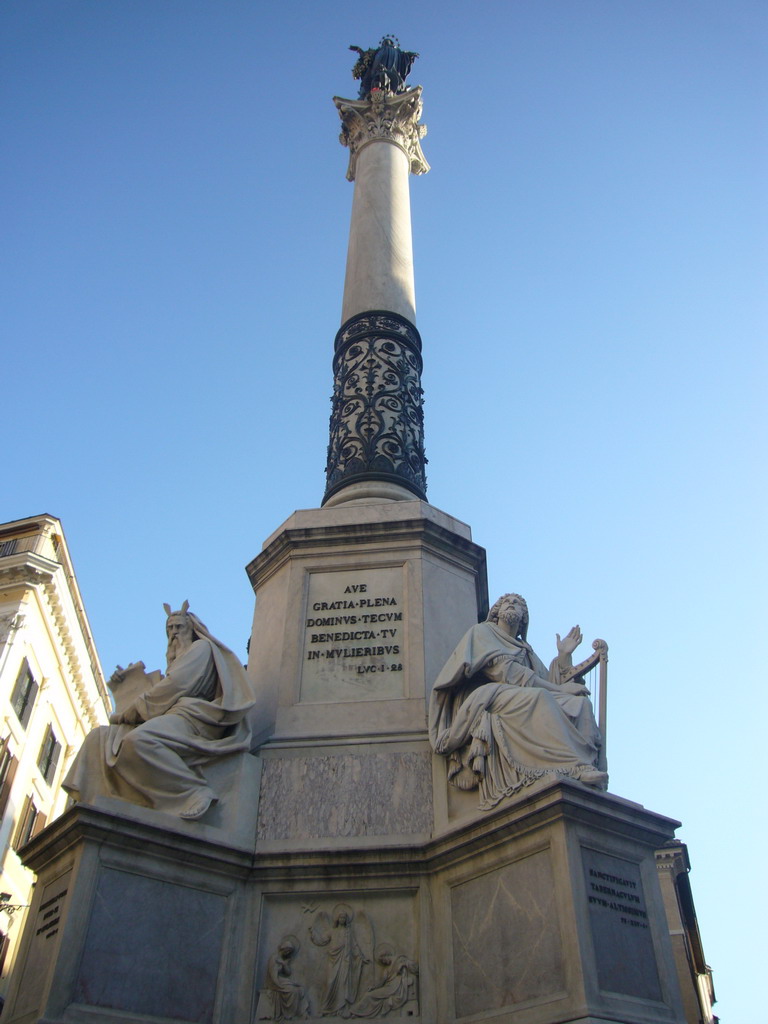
324 311 427 503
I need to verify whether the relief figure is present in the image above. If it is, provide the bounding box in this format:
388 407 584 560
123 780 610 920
309 904 373 1017
348 943 419 1018
256 935 310 1022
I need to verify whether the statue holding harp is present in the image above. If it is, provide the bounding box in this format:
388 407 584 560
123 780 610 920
428 593 608 810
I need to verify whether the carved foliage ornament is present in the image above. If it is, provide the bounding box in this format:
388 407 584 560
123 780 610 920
334 88 429 181
324 312 426 503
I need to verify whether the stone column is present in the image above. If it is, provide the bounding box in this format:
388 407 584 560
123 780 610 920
323 88 430 507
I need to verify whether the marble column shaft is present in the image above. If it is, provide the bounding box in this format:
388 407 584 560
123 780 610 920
324 88 430 506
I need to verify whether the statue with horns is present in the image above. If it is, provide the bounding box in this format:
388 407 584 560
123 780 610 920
64 601 254 820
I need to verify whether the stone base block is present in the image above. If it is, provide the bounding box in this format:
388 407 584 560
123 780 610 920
4 781 687 1024
2 803 255 1024
244 500 488 750
89 748 262 849
201 748 262 843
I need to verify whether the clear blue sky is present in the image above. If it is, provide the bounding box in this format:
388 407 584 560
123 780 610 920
3 2 765 1018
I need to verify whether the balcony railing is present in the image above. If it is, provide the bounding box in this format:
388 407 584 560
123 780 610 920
0 535 47 558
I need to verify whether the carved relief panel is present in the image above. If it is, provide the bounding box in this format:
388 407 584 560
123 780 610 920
254 893 419 1021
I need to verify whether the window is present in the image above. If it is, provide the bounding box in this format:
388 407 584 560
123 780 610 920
10 661 38 729
37 725 61 785
13 796 46 851
0 739 18 818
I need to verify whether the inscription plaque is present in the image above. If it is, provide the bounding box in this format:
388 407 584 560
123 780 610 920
300 567 405 702
582 848 662 1001
11 870 71 1018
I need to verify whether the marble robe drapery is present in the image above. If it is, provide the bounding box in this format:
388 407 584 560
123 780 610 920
260 949 310 1022
348 955 418 1018
428 622 604 808
319 921 367 1016
63 616 254 818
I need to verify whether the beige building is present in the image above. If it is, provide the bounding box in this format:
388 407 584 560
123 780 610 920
0 515 109 1002
656 841 717 1024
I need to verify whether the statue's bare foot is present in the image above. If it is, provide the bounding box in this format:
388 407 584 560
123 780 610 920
579 768 608 790
179 792 217 820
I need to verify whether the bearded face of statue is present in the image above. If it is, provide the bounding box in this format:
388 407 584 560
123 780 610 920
166 614 195 666
497 595 528 639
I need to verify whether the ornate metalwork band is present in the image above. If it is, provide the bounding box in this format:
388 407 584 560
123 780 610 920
324 311 427 503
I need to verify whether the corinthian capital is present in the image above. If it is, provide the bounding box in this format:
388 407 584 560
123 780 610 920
333 86 430 181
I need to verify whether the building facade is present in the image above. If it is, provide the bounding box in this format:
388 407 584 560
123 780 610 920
0 515 109 1002
656 841 717 1024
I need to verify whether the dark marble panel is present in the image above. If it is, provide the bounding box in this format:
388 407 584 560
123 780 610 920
451 850 565 1017
75 867 227 1022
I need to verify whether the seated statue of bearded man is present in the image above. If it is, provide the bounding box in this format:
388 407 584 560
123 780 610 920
63 602 255 820
429 593 607 810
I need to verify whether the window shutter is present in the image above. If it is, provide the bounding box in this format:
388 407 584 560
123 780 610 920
37 727 62 785
0 754 18 818
12 797 43 850
12 796 32 851
21 676 38 728
47 739 62 785
10 662 38 729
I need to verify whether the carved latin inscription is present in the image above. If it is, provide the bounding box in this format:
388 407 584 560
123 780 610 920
300 568 405 702
36 887 67 941
10 870 72 1020
582 849 662 1001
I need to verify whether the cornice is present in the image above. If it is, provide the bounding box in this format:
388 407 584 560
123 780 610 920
41 579 104 730
246 513 487 592
0 551 107 728
20 780 681 882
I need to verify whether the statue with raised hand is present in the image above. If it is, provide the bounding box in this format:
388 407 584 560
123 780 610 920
429 594 607 810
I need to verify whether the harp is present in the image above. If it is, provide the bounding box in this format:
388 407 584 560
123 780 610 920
561 639 608 773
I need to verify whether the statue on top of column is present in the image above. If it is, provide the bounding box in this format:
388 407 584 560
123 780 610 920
349 37 419 98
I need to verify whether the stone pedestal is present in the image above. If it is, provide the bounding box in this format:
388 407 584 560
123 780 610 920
2 802 256 1024
3 780 687 1024
245 499 487 854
